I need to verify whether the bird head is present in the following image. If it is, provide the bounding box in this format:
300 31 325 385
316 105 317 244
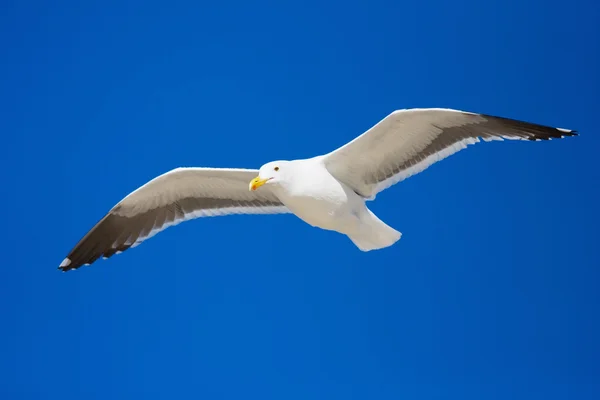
249 160 289 191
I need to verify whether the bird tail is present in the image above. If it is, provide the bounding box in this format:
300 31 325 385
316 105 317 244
347 209 401 251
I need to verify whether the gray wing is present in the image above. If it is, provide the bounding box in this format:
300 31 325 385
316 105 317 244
59 167 289 271
322 108 576 199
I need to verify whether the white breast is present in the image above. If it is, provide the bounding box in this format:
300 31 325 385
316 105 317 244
274 158 364 231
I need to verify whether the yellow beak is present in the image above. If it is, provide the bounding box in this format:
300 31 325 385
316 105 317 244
249 176 270 191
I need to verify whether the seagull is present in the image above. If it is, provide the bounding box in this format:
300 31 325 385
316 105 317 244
59 108 576 271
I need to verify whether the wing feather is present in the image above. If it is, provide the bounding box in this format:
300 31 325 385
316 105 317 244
323 108 576 198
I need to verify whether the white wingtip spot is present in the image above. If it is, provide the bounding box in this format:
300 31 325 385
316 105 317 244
59 258 71 268
556 127 572 133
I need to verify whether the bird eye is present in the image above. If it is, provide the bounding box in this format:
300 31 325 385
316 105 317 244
274 166 279 171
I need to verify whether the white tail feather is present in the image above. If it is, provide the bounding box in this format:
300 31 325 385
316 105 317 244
347 209 401 251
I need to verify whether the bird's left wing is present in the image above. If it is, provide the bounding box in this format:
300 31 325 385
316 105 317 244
322 108 576 199
59 167 289 271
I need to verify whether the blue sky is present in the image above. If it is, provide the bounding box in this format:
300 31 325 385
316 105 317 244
1 0 599 398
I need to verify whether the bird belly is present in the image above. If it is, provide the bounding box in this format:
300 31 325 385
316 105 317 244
285 197 344 230
278 180 363 233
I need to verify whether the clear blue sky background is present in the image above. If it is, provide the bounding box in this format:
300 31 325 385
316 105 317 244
1 1 598 398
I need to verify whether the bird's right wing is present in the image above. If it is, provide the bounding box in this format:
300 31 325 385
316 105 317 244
59 167 289 271
322 108 576 199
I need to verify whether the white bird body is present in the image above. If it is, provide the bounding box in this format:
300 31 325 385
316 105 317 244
58 108 576 271
264 157 401 250
268 157 359 231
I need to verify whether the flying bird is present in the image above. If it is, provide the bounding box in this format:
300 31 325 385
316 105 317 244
59 108 576 271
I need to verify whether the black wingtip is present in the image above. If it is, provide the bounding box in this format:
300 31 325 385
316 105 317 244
557 128 578 137
526 127 578 141
58 257 77 272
